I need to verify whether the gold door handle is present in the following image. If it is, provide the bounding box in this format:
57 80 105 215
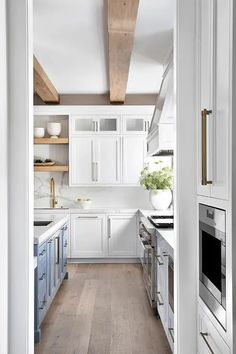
201 109 213 185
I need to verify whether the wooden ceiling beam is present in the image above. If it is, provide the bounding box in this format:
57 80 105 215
108 0 139 103
34 56 60 103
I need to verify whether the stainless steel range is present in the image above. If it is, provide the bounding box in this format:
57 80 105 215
199 204 226 329
138 217 157 307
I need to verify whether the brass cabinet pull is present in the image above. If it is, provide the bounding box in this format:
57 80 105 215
201 109 213 185
200 332 214 354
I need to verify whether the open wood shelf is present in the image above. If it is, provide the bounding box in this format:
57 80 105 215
34 138 69 144
34 165 69 172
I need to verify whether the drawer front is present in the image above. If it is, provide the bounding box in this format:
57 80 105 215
198 309 230 354
38 242 47 264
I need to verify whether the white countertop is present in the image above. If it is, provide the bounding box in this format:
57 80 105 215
139 209 175 250
35 207 138 214
156 228 175 250
34 214 68 245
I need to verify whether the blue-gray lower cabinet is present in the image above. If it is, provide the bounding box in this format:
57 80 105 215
34 223 68 343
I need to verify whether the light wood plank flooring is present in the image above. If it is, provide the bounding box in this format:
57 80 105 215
35 264 171 354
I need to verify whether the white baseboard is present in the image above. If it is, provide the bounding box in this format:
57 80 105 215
68 258 140 264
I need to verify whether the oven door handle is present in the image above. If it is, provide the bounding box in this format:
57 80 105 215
200 332 215 354
156 255 164 265
156 292 164 306
144 244 152 250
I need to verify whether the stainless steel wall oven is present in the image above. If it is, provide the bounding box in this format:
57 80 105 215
199 204 226 329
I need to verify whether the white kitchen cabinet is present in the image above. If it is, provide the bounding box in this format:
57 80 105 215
70 136 120 185
70 115 120 135
198 305 230 354
70 137 94 185
122 136 146 185
122 115 151 134
95 137 120 184
70 214 106 258
108 215 137 257
197 0 230 200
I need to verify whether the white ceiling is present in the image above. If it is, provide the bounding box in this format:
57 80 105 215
33 0 174 95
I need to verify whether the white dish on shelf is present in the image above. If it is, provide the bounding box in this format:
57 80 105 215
47 122 61 138
34 127 45 138
76 198 92 209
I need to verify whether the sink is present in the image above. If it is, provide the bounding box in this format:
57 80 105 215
34 220 53 227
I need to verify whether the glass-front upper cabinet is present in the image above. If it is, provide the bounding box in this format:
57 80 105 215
122 115 151 134
98 116 120 134
70 115 120 135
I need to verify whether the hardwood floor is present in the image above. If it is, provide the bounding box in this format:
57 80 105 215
35 264 171 354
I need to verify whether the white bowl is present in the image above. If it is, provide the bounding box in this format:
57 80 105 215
76 199 92 209
47 122 61 138
34 127 45 138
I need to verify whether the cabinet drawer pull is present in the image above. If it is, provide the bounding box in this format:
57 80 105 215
39 272 46 281
156 292 164 306
201 109 213 185
156 255 164 265
39 249 46 256
108 218 112 239
200 332 214 354
76 216 98 219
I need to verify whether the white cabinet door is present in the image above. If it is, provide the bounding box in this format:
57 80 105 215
122 116 151 134
197 0 214 197
197 0 230 200
198 306 230 354
96 137 121 184
122 136 146 185
211 0 230 200
108 215 137 257
98 116 120 134
70 137 94 185
70 214 106 258
70 136 120 186
71 115 97 134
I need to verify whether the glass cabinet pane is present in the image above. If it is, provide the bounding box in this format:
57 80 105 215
74 118 94 132
125 118 144 132
99 118 117 132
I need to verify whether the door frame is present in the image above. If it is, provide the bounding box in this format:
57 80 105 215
6 0 34 353
175 0 198 353
0 0 8 352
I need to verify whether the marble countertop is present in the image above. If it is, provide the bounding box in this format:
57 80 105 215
35 207 139 214
34 214 68 245
156 228 175 250
139 209 175 250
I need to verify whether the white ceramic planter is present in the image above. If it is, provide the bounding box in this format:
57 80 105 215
149 189 172 210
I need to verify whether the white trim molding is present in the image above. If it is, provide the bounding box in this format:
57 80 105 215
175 0 198 353
6 0 34 353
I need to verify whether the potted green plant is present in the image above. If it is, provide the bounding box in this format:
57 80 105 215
139 162 173 210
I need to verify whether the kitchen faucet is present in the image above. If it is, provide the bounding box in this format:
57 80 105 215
50 177 58 208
